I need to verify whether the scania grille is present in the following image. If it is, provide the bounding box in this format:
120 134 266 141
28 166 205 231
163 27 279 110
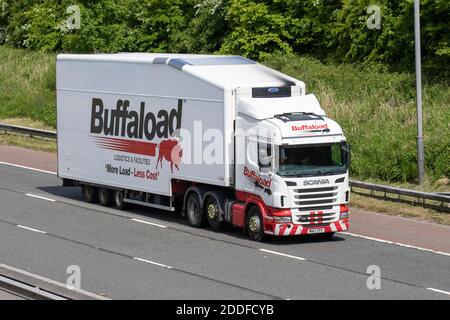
294 211 335 225
293 186 338 207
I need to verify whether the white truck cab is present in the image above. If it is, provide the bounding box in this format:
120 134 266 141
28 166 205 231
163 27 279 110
234 89 350 239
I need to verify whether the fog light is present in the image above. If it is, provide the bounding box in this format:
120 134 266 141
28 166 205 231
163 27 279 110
340 211 349 219
340 204 349 219
273 216 292 224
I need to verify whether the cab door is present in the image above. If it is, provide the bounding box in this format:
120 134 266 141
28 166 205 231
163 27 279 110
235 133 274 202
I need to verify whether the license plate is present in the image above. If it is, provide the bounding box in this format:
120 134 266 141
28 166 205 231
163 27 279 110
307 228 325 234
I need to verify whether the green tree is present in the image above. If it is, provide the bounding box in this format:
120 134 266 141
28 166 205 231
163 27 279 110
220 0 294 60
170 0 229 54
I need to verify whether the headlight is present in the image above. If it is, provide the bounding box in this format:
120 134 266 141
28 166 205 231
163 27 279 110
273 216 292 223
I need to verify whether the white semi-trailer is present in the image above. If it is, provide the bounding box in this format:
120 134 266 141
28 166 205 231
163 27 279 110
57 53 350 241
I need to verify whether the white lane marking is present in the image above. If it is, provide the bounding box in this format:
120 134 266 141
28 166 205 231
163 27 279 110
341 232 450 257
343 232 394 244
0 263 110 300
17 225 47 234
131 218 167 229
133 257 173 269
426 288 450 296
435 252 450 257
25 193 56 202
0 161 56 175
259 249 306 261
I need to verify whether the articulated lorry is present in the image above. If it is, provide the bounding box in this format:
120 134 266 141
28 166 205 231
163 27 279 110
57 53 350 241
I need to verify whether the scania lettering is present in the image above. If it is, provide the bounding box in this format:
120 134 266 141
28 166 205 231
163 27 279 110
303 179 330 186
57 53 351 241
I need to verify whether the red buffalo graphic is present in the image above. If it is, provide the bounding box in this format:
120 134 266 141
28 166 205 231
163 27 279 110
156 139 183 173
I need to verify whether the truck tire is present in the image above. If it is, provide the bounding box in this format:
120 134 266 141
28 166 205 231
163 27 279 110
83 185 98 203
205 197 222 231
246 206 264 242
114 190 126 210
186 193 205 228
98 188 112 207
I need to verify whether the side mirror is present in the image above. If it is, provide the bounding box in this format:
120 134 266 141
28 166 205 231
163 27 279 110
340 141 351 169
346 143 351 169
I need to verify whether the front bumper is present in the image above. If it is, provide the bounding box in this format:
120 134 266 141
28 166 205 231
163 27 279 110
264 219 349 236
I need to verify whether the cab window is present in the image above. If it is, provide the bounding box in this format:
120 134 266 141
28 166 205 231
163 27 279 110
258 142 273 169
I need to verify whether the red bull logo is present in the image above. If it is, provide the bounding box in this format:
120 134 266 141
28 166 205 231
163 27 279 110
156 139 183 173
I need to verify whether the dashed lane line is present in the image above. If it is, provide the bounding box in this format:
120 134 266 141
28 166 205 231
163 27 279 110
16 225 47 234
259 249 306 261
131 218 167 229
25 193 56 202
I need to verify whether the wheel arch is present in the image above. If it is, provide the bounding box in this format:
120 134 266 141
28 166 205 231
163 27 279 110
244 198 267 222
182 186 208 216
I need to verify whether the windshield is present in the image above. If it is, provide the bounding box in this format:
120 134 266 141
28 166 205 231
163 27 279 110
277 143 349 177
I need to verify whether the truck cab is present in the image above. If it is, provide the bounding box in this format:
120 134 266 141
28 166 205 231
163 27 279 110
234 88 350 240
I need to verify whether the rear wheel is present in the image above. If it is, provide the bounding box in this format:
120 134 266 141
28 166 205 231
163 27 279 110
114 190 126 210
98 188 112 206
186 193 204 228
246 206 264 242
205 197 222 231
83 185 98 203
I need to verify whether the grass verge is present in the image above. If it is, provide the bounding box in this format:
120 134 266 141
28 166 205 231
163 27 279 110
350 193 450 226
0 133 56 153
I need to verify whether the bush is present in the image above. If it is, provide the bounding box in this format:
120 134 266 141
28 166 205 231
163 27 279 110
1 0 189 53
1 0 449 77
263 53 450 181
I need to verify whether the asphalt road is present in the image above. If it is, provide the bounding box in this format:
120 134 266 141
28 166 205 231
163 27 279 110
0 289 25 300
0 163 449 300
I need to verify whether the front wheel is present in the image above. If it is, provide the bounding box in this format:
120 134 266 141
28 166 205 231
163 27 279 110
246 206 264 242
